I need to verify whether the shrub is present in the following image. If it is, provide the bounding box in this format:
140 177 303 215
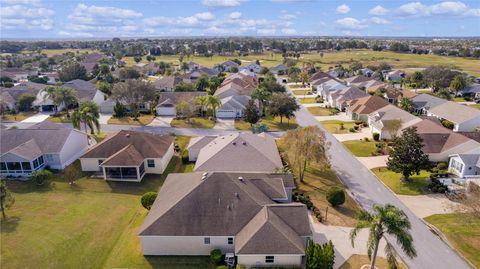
182 149 189 164
428 179 448 193
210 249 223 265
31 169 52 185
441 119 454 130
339 122 345 130
141 192 157 210
326 186 345 207
364 137 370 142
252 123 269 134
293 191 314 209
354 120 363 125
348 127 355 132
373 132 380 141
353 125 359 130
436 162 448 170
113 102 127 118
362 122 368 127
217 266 228 269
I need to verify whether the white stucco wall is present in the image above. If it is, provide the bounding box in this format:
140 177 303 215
140 236 234 255
237 254 302 268
58 130 89 169
456 117 480 132
80 158 104 171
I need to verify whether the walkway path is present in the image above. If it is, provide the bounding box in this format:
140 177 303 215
213 118 235 130
333 128 371 142
20 112 50 123
147 116 173 127
356 156 388 169
98 113 112 125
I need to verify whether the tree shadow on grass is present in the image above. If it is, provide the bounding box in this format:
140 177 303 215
0 216 20 233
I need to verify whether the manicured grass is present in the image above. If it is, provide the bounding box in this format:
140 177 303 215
452 97 468 102
1 111 36 121
107 114 155 126
339 254 407 269
307 107 336 116
22 48 99 56
292 89 312 96
0 136 205 269
235 116 298 131
47 113 72 123
170 117 215 129
289 84 308 89
470 104 480 109
277 140 361 227
92 131 109 142
342 140 378 157
371 168 430 195
425 213 480 268
320 120 356 134
299 97 317 104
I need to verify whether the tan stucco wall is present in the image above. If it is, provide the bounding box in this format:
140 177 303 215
237 254 302 268
139 236 234 255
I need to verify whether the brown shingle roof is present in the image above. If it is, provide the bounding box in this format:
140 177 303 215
82 130 174 163
348 95 389 115
412 119 472 153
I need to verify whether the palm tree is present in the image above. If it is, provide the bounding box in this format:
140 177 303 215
205 95 221 119
350 204 416 269
196 95 208 117
72 101 100 135
45 86 78 116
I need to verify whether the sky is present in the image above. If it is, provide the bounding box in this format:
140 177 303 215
0 0 479 39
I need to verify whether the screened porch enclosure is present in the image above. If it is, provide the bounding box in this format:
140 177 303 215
102 162 145 181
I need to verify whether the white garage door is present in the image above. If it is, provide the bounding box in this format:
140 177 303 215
157 107 176 116
216 110 236 119
100 104 114 113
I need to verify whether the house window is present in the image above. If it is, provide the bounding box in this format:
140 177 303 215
227 237 233 245
265 256 274 263
21 162 31 171
33 159 39 169
7 162 21 171
38 156 44 166
45 154 54 162
204 237 210 244
0 162 7 172
147 159 155 168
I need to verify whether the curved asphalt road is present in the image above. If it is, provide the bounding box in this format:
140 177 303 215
288 85 472 269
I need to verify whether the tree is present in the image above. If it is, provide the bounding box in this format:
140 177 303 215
63 165 81 185
175 100 195 119
382 119 403 139
450 75 467 96
281 126 328 182
423 65 459 91
96 81 112 96
17 94 36 111
133 56 142 63
267 93 299 124
399 98 414 113
195 75 209 91
326 186 345 207
58 61 87 82
119 67 141 80
243 99 260 126
196 95 208 117
0 180 14 220
252 122 269 133
407 71 423 88
299 71 309 86
45 86 78 116
112 79 155 119
387 127 430 181
72 100 101 135
113 101 127 118
350 204 416 269
436 88 451 100
32 169 53 185
204 95 221 118
306 240 335 269
141 192 157 210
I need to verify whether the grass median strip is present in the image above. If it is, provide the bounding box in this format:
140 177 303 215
371 167 430 195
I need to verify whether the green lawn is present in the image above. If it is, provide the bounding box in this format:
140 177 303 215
470 104 480 109
235 116 298 131
22 48 99 56
170 117 215 129
371 168 430 195
47 113 72 123
107 114 155 126
0 136 209 269
299 97 317 104
289 84 308 89
342 140 378 157
277 140 360 227
339 255 407 269
425 213 480 268
307 107 336 116
320 120 356 134
292 89 312 96
1 111 36 122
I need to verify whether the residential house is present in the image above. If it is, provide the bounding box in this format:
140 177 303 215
385 70 405 81
383 88 417 104
0 121 88 177
155 91 206 116
269 64 288 75
216 95 252 118
368 104 422 139
80 53 104 74
240 63 262 74
448 154 480 178
191 133 283 172
316 78 347 97
0 68 37 82
138 172 311 268
411 94 447 114
360 68 374 77
412 119 480 162
239 69 256 77
215 82 253 99
309 71 334 83
460 83 480 98
187 61 200 72
80 130 174 182
186 136 217 162
153 76 184 92
344 75 372 86
135 62 159 76
217 60 239 72
0 81 46 110
426 102 480 132
326 86 368 111
346 95 389 121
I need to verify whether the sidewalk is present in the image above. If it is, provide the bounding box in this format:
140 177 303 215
356 156 389 169
20 112 50 123
333 128 372 142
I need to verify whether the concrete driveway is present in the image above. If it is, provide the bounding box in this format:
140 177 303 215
333 128 372 142
148 116 174 127
397 194 465 218
356 156 389 169
20 112 50 123
99 113 112 125
310 216 387 269
315 112 353 122
214 118 235 130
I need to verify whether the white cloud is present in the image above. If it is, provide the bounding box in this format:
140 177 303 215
0 0 54 30
69 3 142 20
395 1 480 17
281 28 297 34
257 28 276 35
369 5 389 16
335 17 368 30
58 30 94 38
279 13 296 20
370 17 391 24
201 0 243 7
228 11 242 19
336 4 350 14
195 12 215 21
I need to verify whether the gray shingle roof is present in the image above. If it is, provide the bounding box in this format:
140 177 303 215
411 94 447 110
63 79 98 101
